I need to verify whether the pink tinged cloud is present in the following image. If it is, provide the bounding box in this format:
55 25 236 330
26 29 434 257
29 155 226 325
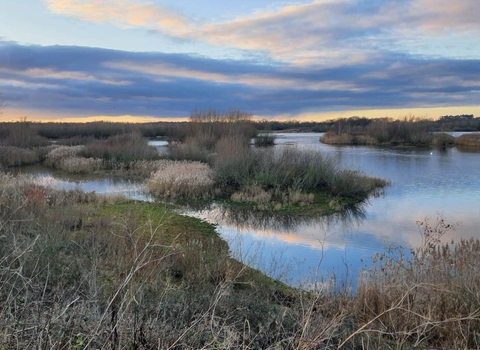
45 0 480 65
46 0 190 35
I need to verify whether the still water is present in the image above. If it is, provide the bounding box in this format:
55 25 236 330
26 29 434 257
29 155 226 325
12 134 480 288
186 133 480 288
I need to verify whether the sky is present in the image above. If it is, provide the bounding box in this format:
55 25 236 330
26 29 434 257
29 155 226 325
0 0 479 122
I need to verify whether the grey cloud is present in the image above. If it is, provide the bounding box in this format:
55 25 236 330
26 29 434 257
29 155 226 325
0 42 478 118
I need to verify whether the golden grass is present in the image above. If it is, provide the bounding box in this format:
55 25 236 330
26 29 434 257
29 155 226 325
320 131 378 145
455 133 480 147
148 160 214 199
44 145 86 167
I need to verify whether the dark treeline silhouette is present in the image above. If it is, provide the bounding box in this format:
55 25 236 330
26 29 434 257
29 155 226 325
0 114 478 146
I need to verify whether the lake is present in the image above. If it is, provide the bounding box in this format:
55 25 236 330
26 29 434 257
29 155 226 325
11 133 480 289
184 133 480 288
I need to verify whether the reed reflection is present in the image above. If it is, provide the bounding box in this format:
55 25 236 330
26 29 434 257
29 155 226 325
183 201 367 237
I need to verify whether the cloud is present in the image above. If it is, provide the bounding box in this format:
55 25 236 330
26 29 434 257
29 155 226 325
45 0 480 65
0 42 479 119
46 0 190 35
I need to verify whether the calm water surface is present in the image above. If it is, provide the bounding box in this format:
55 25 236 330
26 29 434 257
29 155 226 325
13 134 480 288
186 133 480 287
13 165 153 201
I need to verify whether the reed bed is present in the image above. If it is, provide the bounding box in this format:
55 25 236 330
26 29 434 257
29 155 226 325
320 131 378 145
44 145 86 168
254 133 276 147
348 218 480 349
59 156 103 173
1 172 480 348
214 144 387 201
455 133 480 147
148 160 215 199
82 132 159 163
0 146 39 167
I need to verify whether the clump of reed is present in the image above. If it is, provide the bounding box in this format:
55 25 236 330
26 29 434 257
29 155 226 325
431 132 455 147
347 218 480 349
321 117 438 146
82 131 159 163
455 133 480 147
44 145 86 168
166 109 256 162
320 131 378 145
230 185 315 210
214 144 387 201
148 160 215 199
59 156 103 173
254 133 276 147
0 146 39 167
43 134 164 174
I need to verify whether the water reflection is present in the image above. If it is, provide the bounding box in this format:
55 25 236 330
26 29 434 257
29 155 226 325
195 203 367 233
182 133 480 287
8 133 480 288
11 165 153 201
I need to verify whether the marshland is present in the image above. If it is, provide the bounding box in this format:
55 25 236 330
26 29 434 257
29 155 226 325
2 112 480 349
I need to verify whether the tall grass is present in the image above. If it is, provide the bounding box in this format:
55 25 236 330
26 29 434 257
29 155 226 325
0 146 39 168
455 133 480 147
150 139 387 204
321 117 438 146
148 160 215 199
347 218 480 348
213 143 387 201
0 174 326 349
2 173 480 348
166 109 257 162
254 133 276 147
82 131 159 163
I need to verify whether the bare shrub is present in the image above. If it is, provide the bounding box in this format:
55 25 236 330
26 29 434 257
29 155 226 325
148 160 214 199
0 119 50 148
213 137 257 189
83 132 159 163
167 137 211 162
254 133 276 147
0 146 39 167
431 132 455 147
321 117 436 146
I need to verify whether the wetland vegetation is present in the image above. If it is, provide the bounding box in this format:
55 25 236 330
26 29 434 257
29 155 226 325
2 111 480 348
319 115 480 147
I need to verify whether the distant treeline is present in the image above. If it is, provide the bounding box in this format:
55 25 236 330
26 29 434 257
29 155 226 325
0 114 478 144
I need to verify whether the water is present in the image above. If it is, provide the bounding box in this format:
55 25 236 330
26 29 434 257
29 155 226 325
148 140 169 154
10 134 480 288
12 165 153 201
185 133 480 287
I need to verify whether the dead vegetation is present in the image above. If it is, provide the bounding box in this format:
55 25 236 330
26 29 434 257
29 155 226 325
1 174 479 349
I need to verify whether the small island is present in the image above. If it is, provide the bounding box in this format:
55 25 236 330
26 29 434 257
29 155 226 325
318 115 480 148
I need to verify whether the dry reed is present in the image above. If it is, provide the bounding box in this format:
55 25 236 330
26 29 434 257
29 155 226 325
148 160 214 199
